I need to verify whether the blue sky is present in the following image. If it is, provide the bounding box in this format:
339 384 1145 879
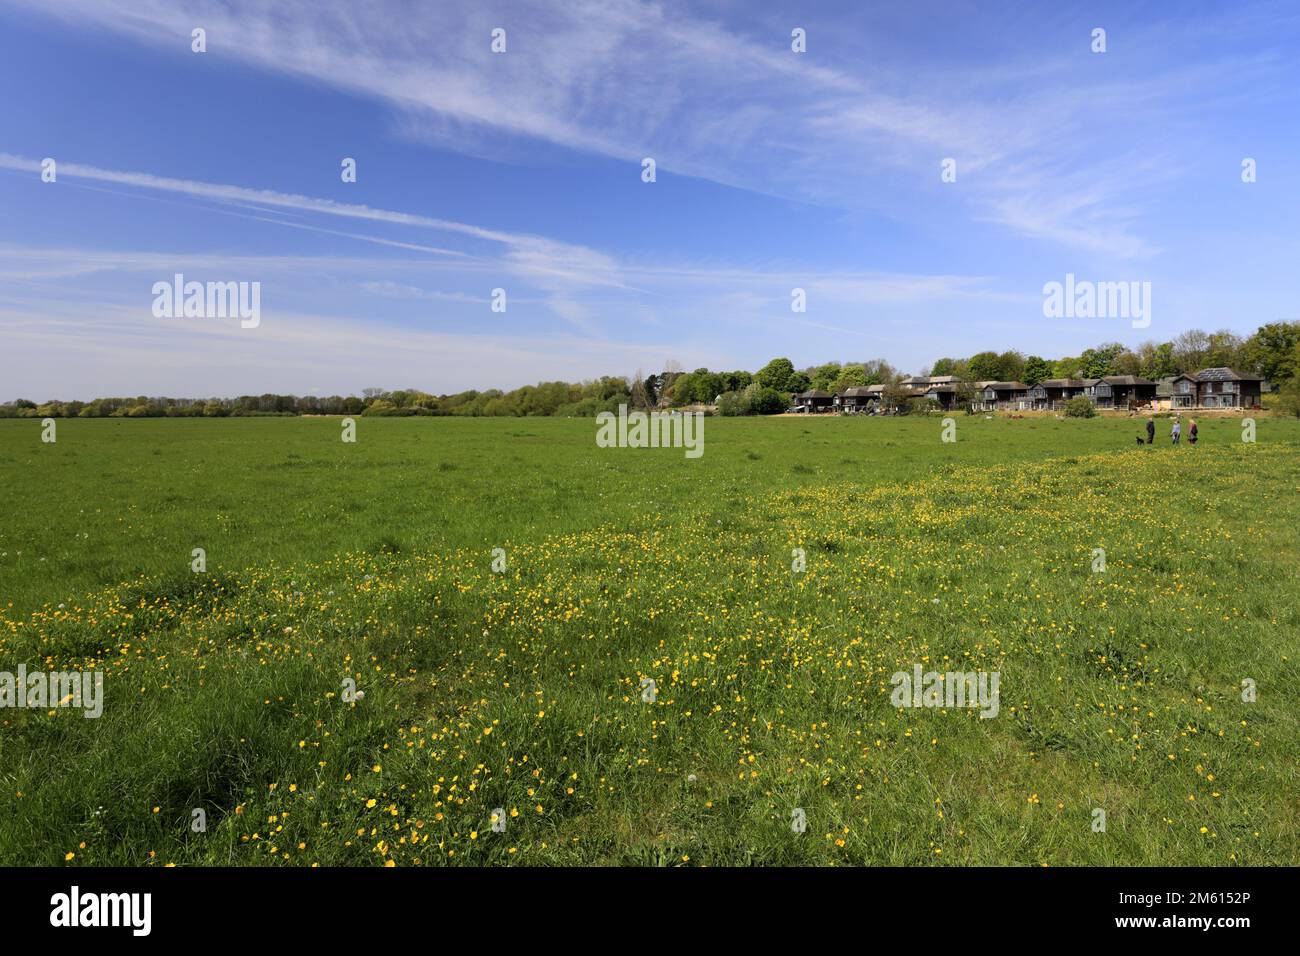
2 0 1299 399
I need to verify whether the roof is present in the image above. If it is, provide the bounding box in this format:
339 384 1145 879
924 385 957 394
798 389 833 399
1194 367 1260 382
1035 378 1087 388
839 386 878 397
982 381 1028 391
903 375 960 386
1099 375 1156 386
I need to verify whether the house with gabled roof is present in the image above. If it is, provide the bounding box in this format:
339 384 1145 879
974 381 1029 411
833 385 883 413
901 375 959 391
921 383 960 410
1084 375 1157 410
1160 374 1199 410
793 389 835 413
1027 378 1088 410
1192 367 1262 409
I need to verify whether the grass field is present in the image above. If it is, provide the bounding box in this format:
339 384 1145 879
1 414 1298 866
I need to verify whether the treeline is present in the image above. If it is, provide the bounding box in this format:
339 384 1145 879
5 322 1298 419
0 378 637 420
1 394 364 419
925 324 1300 385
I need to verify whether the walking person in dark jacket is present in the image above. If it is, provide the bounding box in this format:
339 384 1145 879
1146 417 1155 445
1189 419 1198 445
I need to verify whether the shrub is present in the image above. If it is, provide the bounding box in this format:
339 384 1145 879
1277 381 1300 417
716 391 749 416
747 386 789 415
1064 396 1097 418
907 397 939 415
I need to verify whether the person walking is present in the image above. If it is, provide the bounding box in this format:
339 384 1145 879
1146 417 1155 445
1171 418 1181 445
1189 419 1198 446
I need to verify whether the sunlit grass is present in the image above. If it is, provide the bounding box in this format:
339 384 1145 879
1 415 1297 865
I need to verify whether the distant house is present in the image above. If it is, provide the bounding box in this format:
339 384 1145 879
1192 367 1262 409
1027 378 1088 410
922 384 959 410
1085 375 1157 410
886 375 963 411
834 385 882 413
1163 374 1198 410
1154 369 1260 410
901 375 958 391
975 381 1029 411
793 389 835 413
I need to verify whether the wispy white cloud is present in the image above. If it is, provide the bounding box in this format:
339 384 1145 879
0 150 1026 327
8 0 1279 256
0 151 635 298
0 152 575 258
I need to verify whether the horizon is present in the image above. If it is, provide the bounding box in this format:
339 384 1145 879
3 0 1299 400
1 351 1273 407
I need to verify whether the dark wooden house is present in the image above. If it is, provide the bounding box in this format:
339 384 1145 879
1193 368 1262 409
1027 378 1088 410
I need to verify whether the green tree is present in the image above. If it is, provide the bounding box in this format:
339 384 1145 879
1022 356 1053 385
1137 341 1176 380
1114 349 1143 376
747 386 789 415
1078 343 1124 379
833 364 868 391
1276 342 1300 416
641 375 660 407
808 363 842 392
966 352 1003 381
1052 356 1083 379
755 357 797 392
997 350 1026 382
1244 322 1300 384
1205 330 1245 369
723 371 753 392
716 391 750 416
881 378 910 412
667 371 700 405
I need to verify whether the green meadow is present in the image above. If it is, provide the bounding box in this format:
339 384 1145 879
1 414 1297 865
